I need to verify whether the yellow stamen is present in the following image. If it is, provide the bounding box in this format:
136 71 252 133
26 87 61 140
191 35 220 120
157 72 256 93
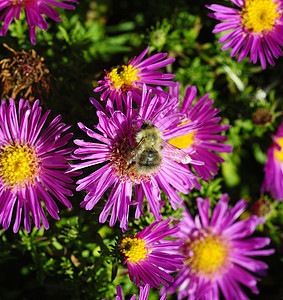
119 237 147 263
0 142 39 189
241 0 279 33
274 137 283 162
108 64 139 91
184 234 229 278
168 120 195 149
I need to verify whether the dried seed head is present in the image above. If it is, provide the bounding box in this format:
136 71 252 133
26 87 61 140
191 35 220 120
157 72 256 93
0 43 52 103
252 107 273 126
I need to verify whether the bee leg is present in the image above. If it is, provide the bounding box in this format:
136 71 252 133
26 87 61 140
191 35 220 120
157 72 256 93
126 161 136 170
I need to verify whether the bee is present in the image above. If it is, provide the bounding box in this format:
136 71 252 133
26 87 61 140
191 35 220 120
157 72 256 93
116 65 124 75
126 120 192 174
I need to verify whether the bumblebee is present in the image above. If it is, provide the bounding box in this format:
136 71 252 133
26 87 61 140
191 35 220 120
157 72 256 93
126 120 191 174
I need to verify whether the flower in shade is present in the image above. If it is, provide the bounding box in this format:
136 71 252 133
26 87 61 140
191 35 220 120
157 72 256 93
0 0 79 45
70 85 202 232
118 219 184 288
261 121 283 200
165 194 274 300
168 84 233 182
94 46 176 109
0 98 75 233
206 0 283 69
102 284 167 300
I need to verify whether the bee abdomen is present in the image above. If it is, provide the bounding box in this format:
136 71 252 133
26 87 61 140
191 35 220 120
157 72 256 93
138 149 162 168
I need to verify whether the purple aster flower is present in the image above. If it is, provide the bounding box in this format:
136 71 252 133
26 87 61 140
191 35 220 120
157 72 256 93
206 0 283 69
261 121 283 200
168 84 233 182
94 46 176 109
165 194 275 300
102 284 167 300
0 98 75 233
118 219 184 289
70 85 202 232
0 0 79 45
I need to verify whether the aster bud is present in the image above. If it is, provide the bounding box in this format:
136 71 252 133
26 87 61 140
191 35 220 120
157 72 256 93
251 198 272 218
252 107 273 126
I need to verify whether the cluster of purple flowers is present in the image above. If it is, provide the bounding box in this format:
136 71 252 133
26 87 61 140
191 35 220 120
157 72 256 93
70 48 233 233
1 0 282 66
0 1 280 299
0 44 276 299
0 45 275 299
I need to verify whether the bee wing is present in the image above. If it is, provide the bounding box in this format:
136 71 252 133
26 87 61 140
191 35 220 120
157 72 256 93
162 140 192 164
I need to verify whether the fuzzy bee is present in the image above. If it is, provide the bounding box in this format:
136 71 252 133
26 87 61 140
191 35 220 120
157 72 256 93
126 120 192 174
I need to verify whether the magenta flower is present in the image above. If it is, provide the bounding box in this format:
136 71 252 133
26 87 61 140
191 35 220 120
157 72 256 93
165 194 274 300
118 219 184 289
261 121 283 200
70 85 202 232
0 98 75 233
206 0 283 69
0 0 79 45
94 46 176 109
102 284 167 300
168 84 233 182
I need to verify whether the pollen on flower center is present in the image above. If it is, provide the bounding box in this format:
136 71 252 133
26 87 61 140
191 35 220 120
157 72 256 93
119 237 147 262
183 234 229 278
274 137 283 162
168 120 195 149
0 142 39 188
241 0 280 33
108 64 140 91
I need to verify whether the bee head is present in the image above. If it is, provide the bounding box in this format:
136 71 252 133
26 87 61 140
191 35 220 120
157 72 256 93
140 120 154 130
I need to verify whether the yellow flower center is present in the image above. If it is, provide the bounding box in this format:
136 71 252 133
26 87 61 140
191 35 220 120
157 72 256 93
119 237 147 263
184 234 229 278
108 64 140 91
241 0 280 33
0 143 40 189
168 120 195 149
274 137 283 162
